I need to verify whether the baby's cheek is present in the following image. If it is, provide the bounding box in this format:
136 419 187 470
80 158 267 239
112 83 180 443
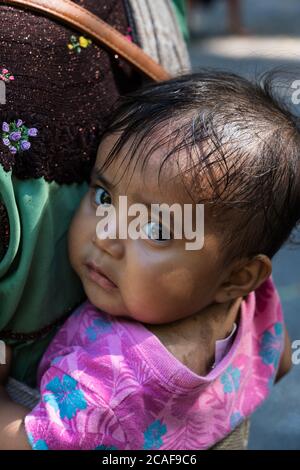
130 257 196 302
158 267 197 302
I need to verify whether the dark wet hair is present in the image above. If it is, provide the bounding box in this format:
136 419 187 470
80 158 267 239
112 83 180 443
98 70 300 262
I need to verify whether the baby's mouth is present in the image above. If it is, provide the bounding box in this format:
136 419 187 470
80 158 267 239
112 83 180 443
85 261 118 291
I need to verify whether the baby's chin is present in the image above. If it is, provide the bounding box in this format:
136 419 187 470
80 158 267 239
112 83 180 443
84 284 130 318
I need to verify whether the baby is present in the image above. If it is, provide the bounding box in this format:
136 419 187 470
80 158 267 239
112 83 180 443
0 71 297 450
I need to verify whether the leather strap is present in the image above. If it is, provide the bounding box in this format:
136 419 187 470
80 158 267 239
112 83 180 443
1 0 171 81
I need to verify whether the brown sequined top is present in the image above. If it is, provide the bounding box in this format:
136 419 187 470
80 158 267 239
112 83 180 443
0 0 143 263
0 0 143 183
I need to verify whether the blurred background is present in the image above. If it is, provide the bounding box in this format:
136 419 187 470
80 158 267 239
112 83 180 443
186 0 300 450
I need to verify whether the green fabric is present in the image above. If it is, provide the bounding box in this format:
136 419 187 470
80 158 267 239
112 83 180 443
0 165 87 385
172 0 189 41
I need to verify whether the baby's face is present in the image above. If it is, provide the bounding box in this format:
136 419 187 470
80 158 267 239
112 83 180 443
68 135 228 324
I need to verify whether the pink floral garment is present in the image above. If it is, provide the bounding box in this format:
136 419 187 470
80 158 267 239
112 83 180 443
25 277 284 450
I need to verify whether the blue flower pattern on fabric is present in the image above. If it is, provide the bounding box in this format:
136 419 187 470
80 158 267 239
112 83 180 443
27 432 48 450
32 439 49 450
44 375 87 420
230 411 243 430
259 322 283 369
51 355 64 366
143 420 167 450
86 317 112 342
220 365 241 393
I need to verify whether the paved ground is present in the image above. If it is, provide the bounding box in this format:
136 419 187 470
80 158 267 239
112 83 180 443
188 0 300 450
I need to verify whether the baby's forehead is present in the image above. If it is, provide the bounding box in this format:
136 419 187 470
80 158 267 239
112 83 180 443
95 133 198 205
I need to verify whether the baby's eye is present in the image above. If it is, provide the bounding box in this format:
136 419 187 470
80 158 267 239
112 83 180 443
142 221 172 242
93 186 112 206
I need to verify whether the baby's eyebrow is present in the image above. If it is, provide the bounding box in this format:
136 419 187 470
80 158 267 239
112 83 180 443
91 168 114 190
91 167 178 224
91 167 147 201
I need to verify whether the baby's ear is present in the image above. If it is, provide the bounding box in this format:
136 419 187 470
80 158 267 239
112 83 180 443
214 254 272 303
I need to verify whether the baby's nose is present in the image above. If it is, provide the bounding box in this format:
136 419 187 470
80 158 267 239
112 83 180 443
93 214 125 259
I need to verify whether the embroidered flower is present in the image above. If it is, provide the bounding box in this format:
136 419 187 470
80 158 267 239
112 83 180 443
0 68 14 83
79 36 91 48
220 365 241 393
1 120 38 154
143 420 167 450
9 145 17 154
43 374 87 420
28 127 38 136
10 131 22 141
2 122 9 133
68 35 92 53
21 140 31 151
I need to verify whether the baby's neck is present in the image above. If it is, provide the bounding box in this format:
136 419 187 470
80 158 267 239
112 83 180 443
146 297 242 376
